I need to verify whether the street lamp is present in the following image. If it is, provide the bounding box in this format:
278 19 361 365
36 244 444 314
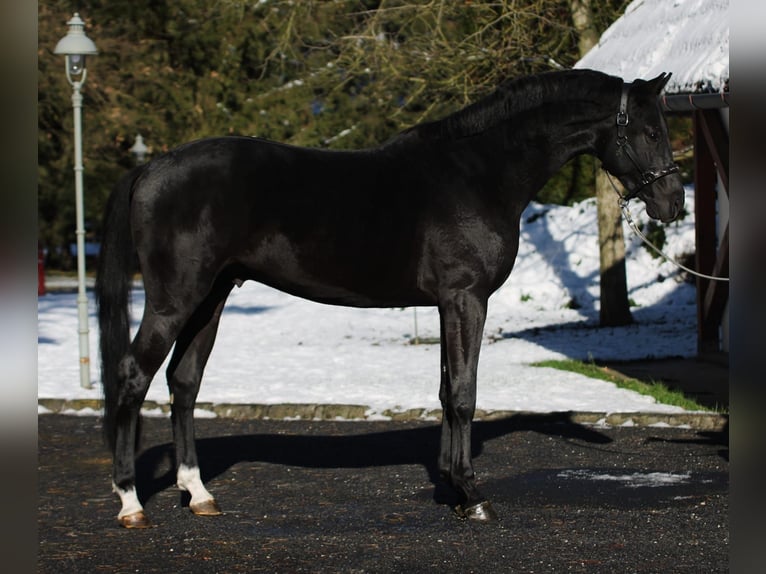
129 134 149 164
54 13 98 389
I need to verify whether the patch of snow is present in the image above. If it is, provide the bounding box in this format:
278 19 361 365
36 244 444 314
576 0 728 94
558 469 692 488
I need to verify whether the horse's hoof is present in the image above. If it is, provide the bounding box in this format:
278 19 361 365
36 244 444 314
118 511 152 529
190 498 223 516
456 501 498 522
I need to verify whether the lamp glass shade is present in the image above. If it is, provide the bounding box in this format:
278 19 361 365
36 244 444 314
67 54 86 76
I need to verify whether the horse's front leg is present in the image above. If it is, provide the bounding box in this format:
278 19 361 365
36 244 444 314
437 290 497 522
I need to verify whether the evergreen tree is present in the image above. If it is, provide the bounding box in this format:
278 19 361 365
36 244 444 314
39 0 626 267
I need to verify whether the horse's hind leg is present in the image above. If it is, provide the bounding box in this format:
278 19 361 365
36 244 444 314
111 311 187 528
166 279 233 517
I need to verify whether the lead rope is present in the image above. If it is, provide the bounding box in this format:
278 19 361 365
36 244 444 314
605 171 729 282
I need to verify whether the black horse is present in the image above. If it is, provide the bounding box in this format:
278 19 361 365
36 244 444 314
96 69 683 527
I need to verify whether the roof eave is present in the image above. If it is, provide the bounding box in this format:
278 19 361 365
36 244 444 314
661 91 729 112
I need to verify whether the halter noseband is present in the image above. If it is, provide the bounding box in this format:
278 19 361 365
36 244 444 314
612 82 679 201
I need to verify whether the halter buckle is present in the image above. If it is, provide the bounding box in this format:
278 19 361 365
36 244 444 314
616 111 629 127
616 83 631 128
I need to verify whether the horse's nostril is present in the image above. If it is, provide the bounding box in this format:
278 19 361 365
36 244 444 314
672 196 684 219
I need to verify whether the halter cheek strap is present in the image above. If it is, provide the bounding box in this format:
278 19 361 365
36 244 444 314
611 82 679 201
617 83 630 138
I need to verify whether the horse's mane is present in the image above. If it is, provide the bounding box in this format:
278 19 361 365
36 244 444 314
407 69 618 141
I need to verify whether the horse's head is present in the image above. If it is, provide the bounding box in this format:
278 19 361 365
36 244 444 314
600 73 684 223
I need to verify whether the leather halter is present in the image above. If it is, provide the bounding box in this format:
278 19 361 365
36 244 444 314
613 82 679 201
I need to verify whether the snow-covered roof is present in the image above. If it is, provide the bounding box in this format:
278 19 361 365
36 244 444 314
575 0 729 94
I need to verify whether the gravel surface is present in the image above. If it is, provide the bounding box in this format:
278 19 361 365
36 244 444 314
39 414 728 573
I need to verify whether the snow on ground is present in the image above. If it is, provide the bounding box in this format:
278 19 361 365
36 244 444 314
38 188 699 416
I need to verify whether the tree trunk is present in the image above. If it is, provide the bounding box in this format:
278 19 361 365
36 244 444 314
569 0 600 57
570 0 633 326
596 170 633 325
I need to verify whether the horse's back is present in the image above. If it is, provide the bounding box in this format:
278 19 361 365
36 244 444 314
129 136 435 307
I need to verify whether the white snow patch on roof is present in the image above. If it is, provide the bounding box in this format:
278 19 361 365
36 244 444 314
576 0 729 94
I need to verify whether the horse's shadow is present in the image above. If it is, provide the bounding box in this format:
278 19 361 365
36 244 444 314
645 419 729 462
135 412 612 508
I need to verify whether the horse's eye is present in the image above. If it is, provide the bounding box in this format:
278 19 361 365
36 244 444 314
645 128 660 142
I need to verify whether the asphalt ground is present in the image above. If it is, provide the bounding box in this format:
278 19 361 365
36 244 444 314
38 413 728 573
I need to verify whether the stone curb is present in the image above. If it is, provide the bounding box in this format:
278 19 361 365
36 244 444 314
38 398 728 431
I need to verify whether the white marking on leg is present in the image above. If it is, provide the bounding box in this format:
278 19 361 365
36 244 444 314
176 464 215 506
112 482 144 518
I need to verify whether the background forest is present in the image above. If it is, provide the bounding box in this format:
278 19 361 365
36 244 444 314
39 0 660 269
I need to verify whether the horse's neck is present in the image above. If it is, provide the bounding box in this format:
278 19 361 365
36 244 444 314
419 85 616 219
393 72 620 207
430 72 617 163
527 100 612 163
439 72 618 135
451 103 611 195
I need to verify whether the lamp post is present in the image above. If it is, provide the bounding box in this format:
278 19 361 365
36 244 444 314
129 134 149 164
55 13 98 389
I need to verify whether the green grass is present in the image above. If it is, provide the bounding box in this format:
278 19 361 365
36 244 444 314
532 359 716 412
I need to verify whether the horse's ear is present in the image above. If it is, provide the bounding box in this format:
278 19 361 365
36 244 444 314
647 72 672 94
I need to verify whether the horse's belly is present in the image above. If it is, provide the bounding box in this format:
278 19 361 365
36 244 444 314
242 233 430 308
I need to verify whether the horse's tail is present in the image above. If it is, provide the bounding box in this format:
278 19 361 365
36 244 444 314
95 166 143 452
